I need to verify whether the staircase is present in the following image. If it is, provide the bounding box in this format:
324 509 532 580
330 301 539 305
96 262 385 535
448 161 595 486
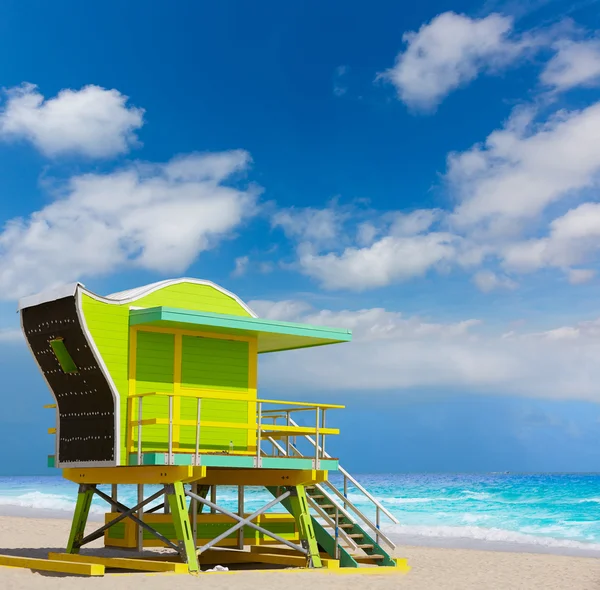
266 421 403 569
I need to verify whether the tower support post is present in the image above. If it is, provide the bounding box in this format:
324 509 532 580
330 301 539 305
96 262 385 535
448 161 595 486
165 482 199 573
280 485 323 568
66 484 95 554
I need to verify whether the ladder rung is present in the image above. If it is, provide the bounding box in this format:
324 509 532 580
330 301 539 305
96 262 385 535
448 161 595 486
339 524 354 529
311 495 325 499
320 504 335 509
348 533 364 539
358 544 374 550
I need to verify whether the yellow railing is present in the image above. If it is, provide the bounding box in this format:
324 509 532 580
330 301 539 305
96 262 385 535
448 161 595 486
127 390 343 467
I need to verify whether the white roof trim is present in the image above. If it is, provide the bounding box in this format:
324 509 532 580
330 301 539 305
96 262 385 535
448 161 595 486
18 277 257 318
102 277 257 317
18 282 81 311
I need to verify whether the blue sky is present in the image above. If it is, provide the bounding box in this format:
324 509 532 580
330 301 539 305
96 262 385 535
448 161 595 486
2 0 600 474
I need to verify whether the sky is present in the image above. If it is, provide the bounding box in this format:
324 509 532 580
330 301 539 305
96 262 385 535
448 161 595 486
2 0 600 474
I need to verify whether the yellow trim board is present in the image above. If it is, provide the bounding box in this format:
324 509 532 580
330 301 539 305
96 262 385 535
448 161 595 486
62 465 206 484
47 553 188 573
200 468 328 486
0 554 104 576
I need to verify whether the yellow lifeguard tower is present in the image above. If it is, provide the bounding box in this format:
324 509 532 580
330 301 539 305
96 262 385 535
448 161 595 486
16 278 408 575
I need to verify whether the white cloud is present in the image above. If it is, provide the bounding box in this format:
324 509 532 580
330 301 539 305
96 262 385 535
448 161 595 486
0 150 258 299
232 256 249 277
274 99 600 290
541 39 600 91
473 270 517 292
0 83 144 158
381 12 533 110
250 299 312 321
272 205 346 247
255 299 600 400
568 268 595 284
297 233 459 290
273 206 474 290
502 202 600 273
449 102 600 229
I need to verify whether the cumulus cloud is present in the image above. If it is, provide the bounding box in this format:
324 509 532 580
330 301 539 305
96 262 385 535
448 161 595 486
567 268 595 285
297 233 459 290
0 150 258 299
381 12 533 110
272 205 471 290
473 270 517 292
253 299 600 400
272 204 346 248
502 202 600 273
448 102 600 228
0 83 144 158
541 39 600 91
231 255 249 277
274 97 600 290
271 202 489 290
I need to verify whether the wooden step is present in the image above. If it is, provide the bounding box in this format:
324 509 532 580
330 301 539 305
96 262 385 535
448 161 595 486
320 504 335 509
310 494 325 500
358 544 374 550
348 533 364 539
339 523 354 529
354 554 386 562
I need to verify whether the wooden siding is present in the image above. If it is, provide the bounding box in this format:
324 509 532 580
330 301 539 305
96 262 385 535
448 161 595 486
80 294 130 463
80 281 258 462
179 335 250 451
181 336 249 391
134 283 252 317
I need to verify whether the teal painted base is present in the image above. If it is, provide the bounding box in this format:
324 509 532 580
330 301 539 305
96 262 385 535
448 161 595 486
47 455 55 468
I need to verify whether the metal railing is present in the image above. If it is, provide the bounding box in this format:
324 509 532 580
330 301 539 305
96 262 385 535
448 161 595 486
127 391 343 465
266 417 399 550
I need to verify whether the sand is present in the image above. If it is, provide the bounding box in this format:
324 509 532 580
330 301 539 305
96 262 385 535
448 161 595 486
0 515 598 589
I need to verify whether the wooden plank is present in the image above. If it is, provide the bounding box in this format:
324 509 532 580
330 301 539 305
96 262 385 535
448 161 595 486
0 554 104 576
47 552 188 573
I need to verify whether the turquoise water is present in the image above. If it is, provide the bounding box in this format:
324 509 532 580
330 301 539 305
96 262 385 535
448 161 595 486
1 473 599 554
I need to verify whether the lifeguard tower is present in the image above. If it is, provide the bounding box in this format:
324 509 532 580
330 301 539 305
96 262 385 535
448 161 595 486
17 278 408 575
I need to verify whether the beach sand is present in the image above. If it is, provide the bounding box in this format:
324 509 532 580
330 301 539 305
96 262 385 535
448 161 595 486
0 515 598 589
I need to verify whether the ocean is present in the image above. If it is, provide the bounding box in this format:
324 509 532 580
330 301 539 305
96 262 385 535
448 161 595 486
1 473 599 556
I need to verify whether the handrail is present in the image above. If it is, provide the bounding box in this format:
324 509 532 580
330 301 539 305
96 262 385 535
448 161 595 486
128 390 344 410
289 417 399 525
305 495 359 551
127 391 341 464
271 435 397 550
318 481 396 549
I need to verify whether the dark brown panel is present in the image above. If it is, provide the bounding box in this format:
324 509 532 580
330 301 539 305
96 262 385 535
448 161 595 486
21 296 115 464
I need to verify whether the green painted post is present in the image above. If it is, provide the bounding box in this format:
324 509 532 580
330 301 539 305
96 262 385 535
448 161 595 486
166 483 199 573
66 484 95 554
287 485 322 568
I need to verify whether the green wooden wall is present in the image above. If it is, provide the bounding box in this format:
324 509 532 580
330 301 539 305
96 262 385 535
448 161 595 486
80 281 256 463
180 335 250 451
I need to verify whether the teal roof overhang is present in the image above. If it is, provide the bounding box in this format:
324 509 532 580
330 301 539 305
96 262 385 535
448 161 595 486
129 306 352 353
